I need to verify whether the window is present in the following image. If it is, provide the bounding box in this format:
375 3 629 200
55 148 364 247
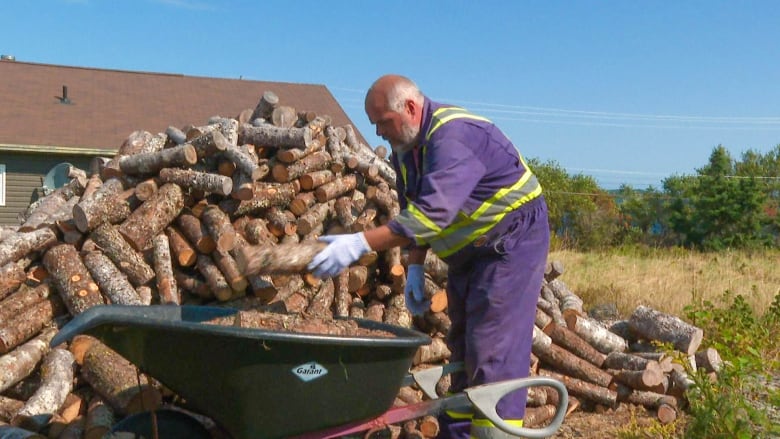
0 164 5 206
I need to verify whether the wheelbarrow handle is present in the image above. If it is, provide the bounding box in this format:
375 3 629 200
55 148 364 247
465 376 568 439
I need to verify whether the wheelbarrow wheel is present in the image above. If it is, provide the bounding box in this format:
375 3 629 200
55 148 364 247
110 408 211 439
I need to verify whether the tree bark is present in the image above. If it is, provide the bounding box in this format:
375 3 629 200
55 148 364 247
165 226 196 267
158 167 233 197
236 241 327 276
11 348 74 432
118 143 198 175
0 328 56 393
566 314 629 354
79 341 161 416
0 261 27 301
176 211 216 254
119 183 185 251
532 327 614 388
42 244 103 316
628 305 704 355
81 250 143 306
543 323 607 368
240 123 313 149
272 150 332 182
152 234 180 304
0 228 58 268
72 178 132 233
201 205 237 252
196 254 232 301
314 174 359 203
84 396 114 439
0 284 53 325
537 368 617 408
89 223 155 287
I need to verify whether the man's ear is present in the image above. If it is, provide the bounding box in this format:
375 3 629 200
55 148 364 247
405 99 417 117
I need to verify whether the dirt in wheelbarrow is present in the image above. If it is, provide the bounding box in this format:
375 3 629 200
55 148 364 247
203 309 397 337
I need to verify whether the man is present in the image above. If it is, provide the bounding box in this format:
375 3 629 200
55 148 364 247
308 74 550 438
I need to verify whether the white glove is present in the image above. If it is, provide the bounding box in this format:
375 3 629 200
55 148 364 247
404 264 429 316
308 233 371 278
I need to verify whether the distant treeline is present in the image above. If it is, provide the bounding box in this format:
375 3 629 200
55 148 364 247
531 144 780 251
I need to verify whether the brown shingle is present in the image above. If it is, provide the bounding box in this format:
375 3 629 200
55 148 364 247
0 60 363 150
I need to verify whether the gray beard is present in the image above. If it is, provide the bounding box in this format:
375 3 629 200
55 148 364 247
390 124 419 154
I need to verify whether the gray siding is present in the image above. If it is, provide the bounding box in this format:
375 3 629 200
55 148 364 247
0 152 92 226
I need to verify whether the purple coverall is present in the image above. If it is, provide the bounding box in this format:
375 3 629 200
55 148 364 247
387 98 550 438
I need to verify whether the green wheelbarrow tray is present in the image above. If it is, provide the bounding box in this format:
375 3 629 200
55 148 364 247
51 305 569 438
50 305 431 439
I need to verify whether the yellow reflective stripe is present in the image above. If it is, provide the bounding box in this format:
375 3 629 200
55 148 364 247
407 203 442 234
426 107 492 141
401 163 408 187
436 183 542 258
440 171 533 239
445 409 474 420
472 418 523 428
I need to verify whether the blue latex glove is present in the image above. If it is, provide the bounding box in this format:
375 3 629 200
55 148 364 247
308 233 371 278
404 264 429 316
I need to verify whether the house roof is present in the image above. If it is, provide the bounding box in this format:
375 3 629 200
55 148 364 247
0 60 363 154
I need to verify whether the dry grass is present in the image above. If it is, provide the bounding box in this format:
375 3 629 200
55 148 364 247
548 248 780 319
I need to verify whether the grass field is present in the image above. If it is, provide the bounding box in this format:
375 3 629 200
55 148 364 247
547 248 780 319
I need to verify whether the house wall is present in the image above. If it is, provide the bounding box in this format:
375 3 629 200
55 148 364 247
0 151 92 226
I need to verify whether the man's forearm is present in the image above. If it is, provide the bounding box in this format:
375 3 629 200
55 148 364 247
362 225 411 251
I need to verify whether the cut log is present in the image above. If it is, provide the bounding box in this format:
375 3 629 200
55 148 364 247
299 169 335 191
240 123 313 149
413 337 450 365
0 328 56 393
383 294 413 328
271 150 332 182
523 405 557 428
176 211 216 254
531 327 614 388
0 283 53 325
314 174 358 203
695 347 723 373
296 202 331 236
119 183 185 251
196 254 232 302
201 204 237 252
544 260 565 282
72 178 133 233
628 305 703 355
537 368 617 408
165 226 196 267
118 143 197 175
0 261 27 301
101 131 161 179
11 348 74 432
608 367 665 392
152 234 180 304
543 323 607 368
212 249 247 293
89 223 155 287
0 397 24 424
81 250 143 306
0 228 58 268
603 352 658 371
220 182 298 217
158 167 233 197
42 244 103 316
79 341 161 416
566 314 628 354
333 270 350 318
235 241 327 276
249 91 279 122
537 296 566 327
265 207 297 237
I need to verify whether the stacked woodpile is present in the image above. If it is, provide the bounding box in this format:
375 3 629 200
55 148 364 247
0 90 717 438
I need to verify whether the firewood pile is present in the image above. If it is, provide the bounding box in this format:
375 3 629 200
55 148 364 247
0 91 716 438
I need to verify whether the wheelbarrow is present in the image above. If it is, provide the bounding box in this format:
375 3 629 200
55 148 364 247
50 305 567 438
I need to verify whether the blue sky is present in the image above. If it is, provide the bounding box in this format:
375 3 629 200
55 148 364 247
4 0 780 189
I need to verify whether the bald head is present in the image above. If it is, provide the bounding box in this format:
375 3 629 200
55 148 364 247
366 74 424 113
365 75 425 153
